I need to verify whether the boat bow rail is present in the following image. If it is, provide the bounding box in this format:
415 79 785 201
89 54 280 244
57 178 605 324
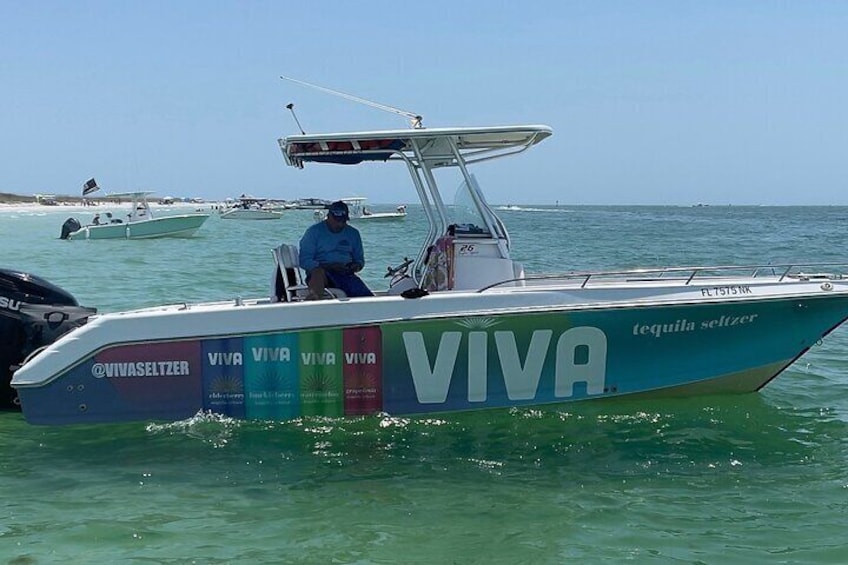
479 263 848 292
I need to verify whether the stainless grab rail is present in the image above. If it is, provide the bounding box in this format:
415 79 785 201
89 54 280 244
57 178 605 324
478 263 848 292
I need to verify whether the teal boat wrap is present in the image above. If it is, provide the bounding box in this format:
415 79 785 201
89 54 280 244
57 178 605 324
16 295 848 424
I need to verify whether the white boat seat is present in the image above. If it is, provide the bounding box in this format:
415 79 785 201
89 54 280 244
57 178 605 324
271 244 347 302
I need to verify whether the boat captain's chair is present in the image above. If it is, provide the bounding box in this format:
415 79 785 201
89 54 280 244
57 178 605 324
271 244 347 302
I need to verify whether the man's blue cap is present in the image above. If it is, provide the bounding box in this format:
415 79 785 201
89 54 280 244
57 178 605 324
328 200 349 220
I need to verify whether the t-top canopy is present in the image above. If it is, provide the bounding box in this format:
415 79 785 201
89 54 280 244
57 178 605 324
279 124 553 168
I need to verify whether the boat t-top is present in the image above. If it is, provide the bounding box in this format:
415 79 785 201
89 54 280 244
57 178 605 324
9 123 848 425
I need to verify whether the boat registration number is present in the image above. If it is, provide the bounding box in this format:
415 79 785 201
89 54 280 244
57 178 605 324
699 285 752 297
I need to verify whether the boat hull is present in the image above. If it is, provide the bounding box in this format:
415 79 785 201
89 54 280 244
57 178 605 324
219 209 282 220
68 214 209 240
356 212 406 221
13 286 848 425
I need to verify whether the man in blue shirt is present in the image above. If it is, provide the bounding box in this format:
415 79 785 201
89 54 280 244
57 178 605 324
299 200 374 299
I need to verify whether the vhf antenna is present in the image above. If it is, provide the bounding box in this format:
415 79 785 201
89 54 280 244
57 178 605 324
285 103 305 134
280 75 424 128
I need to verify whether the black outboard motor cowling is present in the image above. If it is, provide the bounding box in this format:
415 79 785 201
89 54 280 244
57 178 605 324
60 217 81 239
0 268 96 409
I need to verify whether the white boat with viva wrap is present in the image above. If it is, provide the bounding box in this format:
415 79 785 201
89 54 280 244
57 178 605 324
11 122 848 425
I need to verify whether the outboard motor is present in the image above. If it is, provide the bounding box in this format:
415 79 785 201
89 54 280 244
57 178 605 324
60 217 81 240
0 268 96 409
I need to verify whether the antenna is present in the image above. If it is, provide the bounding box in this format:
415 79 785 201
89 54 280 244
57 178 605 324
280 75 424 128
285 103 305 134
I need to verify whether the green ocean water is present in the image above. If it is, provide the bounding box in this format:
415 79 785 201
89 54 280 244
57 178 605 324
2 204 848 563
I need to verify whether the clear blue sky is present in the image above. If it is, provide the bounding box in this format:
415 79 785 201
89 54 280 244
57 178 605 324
2 1 846 205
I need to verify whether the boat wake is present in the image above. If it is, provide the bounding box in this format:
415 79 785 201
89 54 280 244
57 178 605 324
145 410 242 447
495 205 572 213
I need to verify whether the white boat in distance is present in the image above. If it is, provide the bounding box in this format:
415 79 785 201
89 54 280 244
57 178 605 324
290 197 333 210
59 192 209 240
219 196 283 220
13 123 848 425
313 197 407 222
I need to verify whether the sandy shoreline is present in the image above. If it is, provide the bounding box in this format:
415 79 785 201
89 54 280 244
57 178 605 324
0 192 213 206
0 192 217 213
0 202 209 213
0 192 103 206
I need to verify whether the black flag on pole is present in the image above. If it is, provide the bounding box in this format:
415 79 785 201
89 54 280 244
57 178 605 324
82 178 99 196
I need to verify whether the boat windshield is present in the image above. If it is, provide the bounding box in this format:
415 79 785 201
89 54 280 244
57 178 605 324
448 178 491 236
441 173 509 248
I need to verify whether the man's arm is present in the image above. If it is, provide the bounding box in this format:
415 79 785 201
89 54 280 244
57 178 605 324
299 228 319 271
351 229 365 269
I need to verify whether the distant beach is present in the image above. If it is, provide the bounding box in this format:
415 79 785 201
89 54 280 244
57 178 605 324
0 192 210 212
0 191 101 206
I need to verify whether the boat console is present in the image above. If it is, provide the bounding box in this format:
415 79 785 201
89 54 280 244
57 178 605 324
421 225 525 292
